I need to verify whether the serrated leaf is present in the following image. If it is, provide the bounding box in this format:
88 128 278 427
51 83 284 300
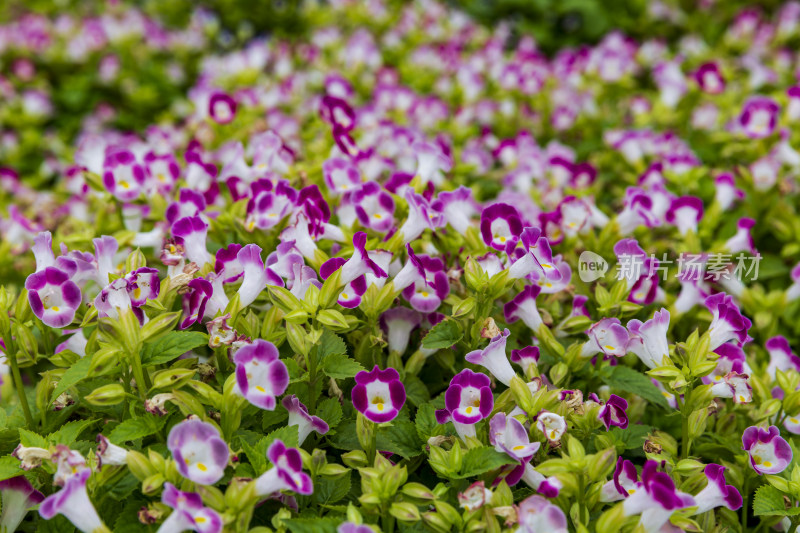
317 329 347 362
0 455 23 482
378 418 423 458
283 518 339 533
404 376 431 406
49 355 93 403
422 319 463 350
320 353 364 379
456 447 517 479
314 471 351 505
140 331 208 366
609 424 653 451
753 484 793 516
108 415 167 444
316 397 343 430
604 366 669 409
18 428 47 448
48 419 96 445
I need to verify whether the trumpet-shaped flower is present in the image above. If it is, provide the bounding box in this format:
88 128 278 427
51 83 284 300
282 395 329 445
465 329 516 387
158 483 223 533
742 425 792 475
234 339 289 410
351 365 406 423
254 440 313 497
436 369 493 441
39 469 107 533
167 419 229 485
26 267 81 328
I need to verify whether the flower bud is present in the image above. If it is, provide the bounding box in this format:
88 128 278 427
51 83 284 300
85 383 126 406
341 450 368 469
402 482 436 500
422 511 452 533
126 450 156 480
587 447 616 480
225 477 256 511
320 463 350 478
317 309 350 330
142 473 165 495
549 362 569 386
509 375 534 414
150 368 196 391
390 502 421 522
140 312 181 342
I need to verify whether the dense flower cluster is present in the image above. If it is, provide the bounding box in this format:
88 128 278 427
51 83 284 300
2 1 800 532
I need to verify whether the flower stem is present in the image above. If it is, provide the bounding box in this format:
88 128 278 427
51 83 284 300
8 345 34 428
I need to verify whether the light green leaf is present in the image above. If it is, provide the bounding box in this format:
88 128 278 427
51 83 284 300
604 366 669 409
320 353 364 379
49 355 93 403
753 485 792 516
108 416 167 444
0 455 23 482
140 331 208 366
316 397 343 430
456 447 517 479
421 320 462 350
48 419 96 445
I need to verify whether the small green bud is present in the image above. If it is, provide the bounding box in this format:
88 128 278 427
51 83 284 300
150 368 196 391
341 450 368 469
142 473 165 495
390 502 421 522
402 482 436 500
127 450 155 480
320 463 350 478
85 383 126 406
140 312 181 342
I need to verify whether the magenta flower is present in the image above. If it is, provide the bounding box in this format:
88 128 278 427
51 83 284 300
694 62 725 94
480 203 522 251
432 186 477 235
436 369 493 441
102 149 145 202
504 285 543 333
254 440 313 497
0 476 44 533
160 483 223 533
510 346 540 375
766 336 800 378
742 425 792 475
536 411 567 445
351 365 406 423
739 96 780 139
665 196 703 235
234 339 289 410
125 267 160 306
622 461 695 532
353 182 395 232
465 329 516 387
725 217 756 255
508 227 561 282
401 255 449 313
516 495 568 533
626 308 670 369
39 469 106 533
598 394 629 430
338 232 387 286
282 395 329 445
693 464 742 514
705 293 752 349
599 458 639 502
714 173 744 211
25 267 81 328
380 307 421 354
167 419 229 485
209 91 236 125
323 157 361 195
397 190 443 243
581 318 629 359
180 278 213 329
172 215 211 267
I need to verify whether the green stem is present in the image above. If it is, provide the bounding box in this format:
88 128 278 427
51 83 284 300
128 351 149 402
741 472 750 528
307 344 319 415
680 387 692 459
8 347 34 428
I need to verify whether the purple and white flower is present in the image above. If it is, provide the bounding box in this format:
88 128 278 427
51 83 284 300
742 425 792 475
626 308 670 369
351 365 406 423
26 267 81 328
480 203 522 251
39 469 107 533
622 461 695 532
739 96 780 139
535 411 567 445
167 418 229 485
597 395 629 430
581 318 629 359
254 440 313 497
665 196 703 236
436 369 494 441
0 476 44 533
766 335 800 379
510 346 540 376
172 215 211 267
282 395 329 445
234 339 289 410
705 293 752 349
159 483 223 533
103 149 145 202
504 285 544 333
508 227 562 282
692 464 742 514
515 495 568 533
380 307 420 354
465 329 516 387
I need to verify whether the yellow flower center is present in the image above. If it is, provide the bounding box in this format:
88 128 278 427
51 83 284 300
197 462 208 472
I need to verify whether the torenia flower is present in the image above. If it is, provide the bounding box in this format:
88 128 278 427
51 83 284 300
489 413 540 461
710 371 752 404
432 186 476 235
504 285 543 333
739 96 779 139
234 339 289 410
458 481 492 511
95 434 129 469
323 157 360 195
159 483 223 533
580 318 629 359
172 215 211 267
515 495 568 533
693 62 725 94
508 227 561 282
397 190 443 243
705 293 752 349
26 267 81 328
765 335 800 378
353 182 395 232
282 395 329 445
742 425 792 475
787 263 800 302
626 308 670 369
208 91 236 125
480 203 522 250
536 411 567 445
622 461 695 532
339 232 387 286
180 278 213 329
351 365 406 423
167 419 229 485
600 458 638 502
692 464 742 515
436 369 493 441
103 149 145 202
510 346 540 375
380 307 420 354
598 395 629 430
125 267 160 306
0 476 44 533
665 196 703 235
465 329 516 387
724 217 756 254
254 440 313 497
39 469 109 533
338 523 374 533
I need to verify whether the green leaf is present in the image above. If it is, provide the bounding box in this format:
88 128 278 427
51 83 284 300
378 418 423 459
48 419 96 445
753 485 790 516
456 447 517 479
265 424 299 449
283 518 339 533
604 366 669 409
241 437 268 475
415 403 446 442
18 428 47 448
314 471 352 505
140 331 208 366
404 376 431 406
0 455 23 482
316 397 343 431
609 424 654 451
421 319 462 350
108 415 167 444
50 355 93 403
317 329 347 360
320 353 364 380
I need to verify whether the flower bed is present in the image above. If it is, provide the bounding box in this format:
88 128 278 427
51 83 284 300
1 1 800 532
